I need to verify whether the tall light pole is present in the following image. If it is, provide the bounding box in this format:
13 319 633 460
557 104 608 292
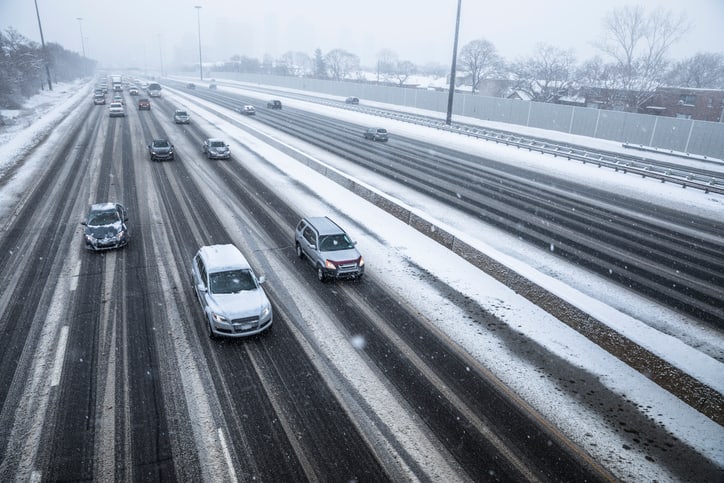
158 34 164 77
446 0 462 125
76 17 86 57
194 5 203 81
33 0 52 90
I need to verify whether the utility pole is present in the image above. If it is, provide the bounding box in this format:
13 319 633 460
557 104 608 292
446 0 462 125
195 6 203 81
34 0 52 90
76 17 86 57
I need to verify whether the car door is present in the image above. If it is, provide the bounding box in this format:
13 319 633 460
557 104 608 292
193 256 209 310
301 226 318 264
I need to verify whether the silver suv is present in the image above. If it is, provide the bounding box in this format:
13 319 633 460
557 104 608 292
294 217 364 282
191 244 272 338
173 109 190 124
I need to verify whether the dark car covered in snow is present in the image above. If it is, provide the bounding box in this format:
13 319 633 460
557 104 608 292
81 202 130 251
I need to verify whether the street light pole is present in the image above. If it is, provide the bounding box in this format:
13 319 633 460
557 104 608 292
195 5 203 81
158 34 164 77
33 0 52 90
446 0 462 125
76 17 86 57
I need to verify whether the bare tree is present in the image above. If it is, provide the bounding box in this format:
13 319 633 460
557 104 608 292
509 43 576 102
665 52 724 89
458 39 500 94
392 60 416 86
324 48 359 80
576 56 618 90
595 5 690 109
376 48 397 81
419 62 448 77
280 51 312 76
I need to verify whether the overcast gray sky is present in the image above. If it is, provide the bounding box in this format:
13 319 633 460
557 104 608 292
1 0 723 70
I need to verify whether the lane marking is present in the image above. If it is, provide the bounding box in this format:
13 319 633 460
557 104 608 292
50 326 69 387
217 428 238 483
70 259 81 292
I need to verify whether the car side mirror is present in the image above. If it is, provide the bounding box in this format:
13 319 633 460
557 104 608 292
196 284 207 293
80 221 87 226
352 241 357 246
310 244 316 250
258 276 266 284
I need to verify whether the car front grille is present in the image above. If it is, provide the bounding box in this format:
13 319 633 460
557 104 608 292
231 316 260 333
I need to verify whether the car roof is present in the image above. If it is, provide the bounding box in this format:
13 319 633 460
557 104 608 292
90 202 118 212
198 244 251 272
303 216 345 236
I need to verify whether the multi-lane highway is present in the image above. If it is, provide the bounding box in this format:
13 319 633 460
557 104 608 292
0 79 720 481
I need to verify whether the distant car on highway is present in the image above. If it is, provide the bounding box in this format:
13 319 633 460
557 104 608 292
148 139 175 161
108 102 125 117
128 86 139 95
363 127 388 142
345 96 359 104
187 83 196 89
173 109 190 124
112 94 124 105
147 82 162 97
239 105 256 115
267 100 282 109
202 138 231 160
138 98 150 110
81 202 129 251
93 94 106 105
209 82 217 90
191 244 273 338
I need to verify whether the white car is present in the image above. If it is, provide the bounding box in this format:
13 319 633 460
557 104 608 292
192 244 272 338
108 102 125 117
239 105 256 115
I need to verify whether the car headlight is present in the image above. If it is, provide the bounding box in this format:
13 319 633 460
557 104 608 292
324 260 336 270
261 304 271 318
212 313 227 323
358 256 364 267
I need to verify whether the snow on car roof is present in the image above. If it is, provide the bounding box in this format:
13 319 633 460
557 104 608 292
90 202 117 211
198 244 251 272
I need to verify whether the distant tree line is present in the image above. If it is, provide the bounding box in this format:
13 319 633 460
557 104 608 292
0 28 96 109
203 5 723 113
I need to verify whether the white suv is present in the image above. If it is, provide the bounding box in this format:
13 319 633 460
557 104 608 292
191 244 272 338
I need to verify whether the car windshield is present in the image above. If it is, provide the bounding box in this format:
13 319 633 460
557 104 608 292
210 140 224 147
88 210 119 226
319 234 354 251
176 111 187 116
153 140 169 148
377 129 387 134
209 269 256 294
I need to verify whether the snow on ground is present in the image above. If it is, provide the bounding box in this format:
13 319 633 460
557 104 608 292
1 79 722 481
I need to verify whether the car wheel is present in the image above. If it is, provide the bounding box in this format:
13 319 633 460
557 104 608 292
317 265 326 282
207 317 217 340
296 243 304 259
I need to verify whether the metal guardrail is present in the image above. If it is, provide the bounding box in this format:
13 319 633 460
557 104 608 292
338 102 724 195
